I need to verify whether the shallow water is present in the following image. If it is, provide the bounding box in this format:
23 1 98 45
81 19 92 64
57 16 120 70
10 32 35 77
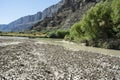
0 42 21 46
36 38 120 57
0 36 28 39
0 36 27 46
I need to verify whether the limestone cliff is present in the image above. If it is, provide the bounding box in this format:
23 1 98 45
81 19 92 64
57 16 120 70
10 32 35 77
0 0 103 32
32 0 103 31
0 0 64 32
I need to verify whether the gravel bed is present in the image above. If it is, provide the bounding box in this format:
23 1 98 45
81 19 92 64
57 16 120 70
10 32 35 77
0 38 120 80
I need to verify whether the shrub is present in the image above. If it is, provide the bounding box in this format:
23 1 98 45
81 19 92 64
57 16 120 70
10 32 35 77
56 30 69 38
47 30 69 38
0 31 2 33
47 31 57 38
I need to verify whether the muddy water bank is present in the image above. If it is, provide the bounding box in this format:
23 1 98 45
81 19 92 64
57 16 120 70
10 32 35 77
36 38 120 57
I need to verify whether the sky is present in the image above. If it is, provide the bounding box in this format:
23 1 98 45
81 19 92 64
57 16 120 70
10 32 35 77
0 0 61 24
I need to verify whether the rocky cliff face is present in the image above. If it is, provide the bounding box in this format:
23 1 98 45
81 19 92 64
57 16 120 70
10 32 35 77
0 0 64 32
6 14 42 32
41 0 65 19
0 12 42 32
32 0 103 31
0 0 103 32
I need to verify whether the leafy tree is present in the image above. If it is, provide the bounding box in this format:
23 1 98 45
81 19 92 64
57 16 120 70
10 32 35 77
70 1 115 41
68 0 120 49
111 0 120 38
87 2 113 39
70 22 83 41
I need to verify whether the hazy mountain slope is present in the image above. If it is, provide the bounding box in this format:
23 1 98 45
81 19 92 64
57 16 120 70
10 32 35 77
32 0 103 31
0 25 8 32
0 12 42 32
0 0 65 32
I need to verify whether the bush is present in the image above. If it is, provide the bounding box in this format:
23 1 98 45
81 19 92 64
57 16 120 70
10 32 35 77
0 31 2 33
56 30 69 38
47 31 57 38
47 30 69 38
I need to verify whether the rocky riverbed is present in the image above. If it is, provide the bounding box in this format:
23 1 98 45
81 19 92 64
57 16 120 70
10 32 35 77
0 37 120 80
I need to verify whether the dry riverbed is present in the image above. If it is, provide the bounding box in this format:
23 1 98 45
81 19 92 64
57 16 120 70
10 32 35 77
0 37 120 80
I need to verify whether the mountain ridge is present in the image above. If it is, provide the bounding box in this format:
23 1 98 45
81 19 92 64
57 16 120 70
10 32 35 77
0 0 65 32
0 0 103 32
32 0 103 31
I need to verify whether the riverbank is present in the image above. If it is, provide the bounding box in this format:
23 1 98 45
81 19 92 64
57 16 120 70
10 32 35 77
1 32 120 50
0 32 46 38
0 37 120 79
35 38 120 57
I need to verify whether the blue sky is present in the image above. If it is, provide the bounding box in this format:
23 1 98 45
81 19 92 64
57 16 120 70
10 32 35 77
0 0 61 24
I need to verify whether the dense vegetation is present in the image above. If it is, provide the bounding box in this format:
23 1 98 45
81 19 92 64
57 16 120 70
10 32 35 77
0 30 69 39
0 31 46 38
68 0 120 49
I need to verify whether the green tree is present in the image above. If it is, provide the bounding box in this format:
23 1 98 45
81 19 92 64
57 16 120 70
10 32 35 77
83 2 113 39
111 0 120 38
70 22 83 41
70 1 114 41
